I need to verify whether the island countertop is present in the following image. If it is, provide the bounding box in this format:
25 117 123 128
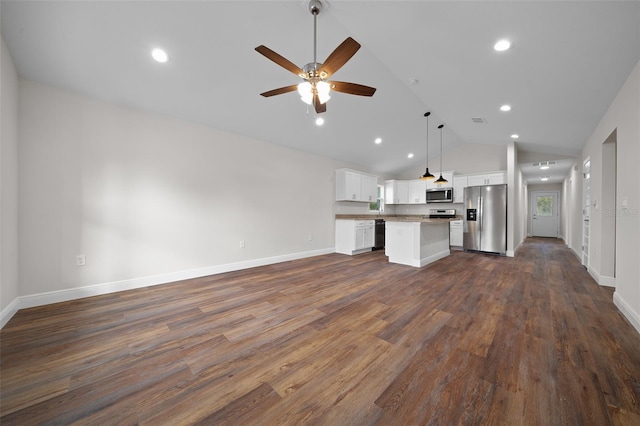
335 214 462 223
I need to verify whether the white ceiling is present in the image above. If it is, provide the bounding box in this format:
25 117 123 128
2 0 639 179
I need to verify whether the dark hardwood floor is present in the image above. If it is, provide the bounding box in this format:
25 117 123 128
1 238 639 425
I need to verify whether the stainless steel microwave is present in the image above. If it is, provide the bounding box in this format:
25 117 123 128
426 187 453 203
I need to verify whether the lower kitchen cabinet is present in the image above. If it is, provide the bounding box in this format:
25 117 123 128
449 220 463 248
335 220 375 255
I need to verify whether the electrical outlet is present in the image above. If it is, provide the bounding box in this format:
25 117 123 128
76 254 86 266
307 234 313 241
240 240 245 248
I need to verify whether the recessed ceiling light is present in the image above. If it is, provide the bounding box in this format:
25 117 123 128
315 117 324 126
494 39 511 52
511 134 519 139
541 177 549 181
540 165 550 170
408 153 414 159
374 137 382 144
151 48 168 63
500 104 512 112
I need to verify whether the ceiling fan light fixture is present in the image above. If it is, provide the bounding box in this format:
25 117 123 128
151 48 168 63
255 0 375 114
297 82 313 105
316 81 331 104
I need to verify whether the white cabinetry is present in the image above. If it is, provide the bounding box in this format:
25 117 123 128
453 176 467 203
385 180 411 205
449 220 463 248
426 171 454 189
360 174 378 203
409 180 427 204
385 180 426 204
336 169 378 202
335 220 375 255
467 171 506 187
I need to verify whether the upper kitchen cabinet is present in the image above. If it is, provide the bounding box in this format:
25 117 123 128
385 180 409 205
453 175 467 203
385 179 425 204
426 171 454 189
467 171 506 187
409 180 427 204
336 169 378 202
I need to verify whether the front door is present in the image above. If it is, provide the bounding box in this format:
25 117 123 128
531 191 559 238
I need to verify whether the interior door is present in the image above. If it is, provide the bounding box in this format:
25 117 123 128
531 191 559 237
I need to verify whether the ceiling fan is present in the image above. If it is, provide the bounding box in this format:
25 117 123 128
255 0 376 114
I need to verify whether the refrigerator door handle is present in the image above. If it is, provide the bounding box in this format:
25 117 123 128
478 196 483 233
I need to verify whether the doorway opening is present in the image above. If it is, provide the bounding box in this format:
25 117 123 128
531 191 560 237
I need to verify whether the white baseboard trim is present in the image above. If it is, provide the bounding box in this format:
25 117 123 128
587 266 616 288
598 275 616 287
613 292 640 335
0 247 334 329
0 297 21 329
419 249 450 267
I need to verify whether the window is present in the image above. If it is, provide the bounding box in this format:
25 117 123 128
369 184 384 213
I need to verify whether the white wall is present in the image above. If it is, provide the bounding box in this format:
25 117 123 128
564 161 582 254
397 142 507 180
577 59 640 333
1 36 20 319
10 79 369 316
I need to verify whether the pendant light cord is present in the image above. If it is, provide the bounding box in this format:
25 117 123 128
425 112 430 168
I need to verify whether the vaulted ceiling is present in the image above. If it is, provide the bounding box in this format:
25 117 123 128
2 0 639 179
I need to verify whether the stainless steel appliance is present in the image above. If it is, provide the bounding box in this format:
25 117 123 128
428 208 456 218
426 187 453 203
373 219 385 250
463 184 507 255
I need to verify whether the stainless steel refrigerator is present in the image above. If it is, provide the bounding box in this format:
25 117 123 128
463 184 507 255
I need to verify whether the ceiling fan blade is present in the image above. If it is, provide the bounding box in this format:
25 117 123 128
313 93 327 114
255 45 305 77
260 85 299 97
330 81 376 97
320 37 361 77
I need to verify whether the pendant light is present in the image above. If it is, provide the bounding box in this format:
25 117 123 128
435 124 448 184
419 112 435 180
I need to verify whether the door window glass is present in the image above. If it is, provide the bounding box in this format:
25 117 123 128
536 196 553 216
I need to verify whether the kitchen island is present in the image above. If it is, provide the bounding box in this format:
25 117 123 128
335 215 460 267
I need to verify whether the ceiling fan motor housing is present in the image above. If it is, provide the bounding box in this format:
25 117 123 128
303 62 328 80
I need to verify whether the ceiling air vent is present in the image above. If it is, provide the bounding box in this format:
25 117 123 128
471 117 487 124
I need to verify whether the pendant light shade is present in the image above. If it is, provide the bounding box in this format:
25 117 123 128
435 124 448 184
419 112 435 180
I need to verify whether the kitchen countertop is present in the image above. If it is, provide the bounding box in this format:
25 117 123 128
335 214 462 223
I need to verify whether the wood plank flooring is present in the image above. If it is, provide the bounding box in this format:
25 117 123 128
1 238 639 425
